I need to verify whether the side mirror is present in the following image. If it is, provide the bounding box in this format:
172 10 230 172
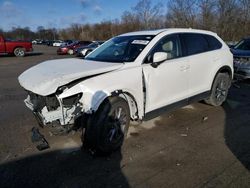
151 52 168 68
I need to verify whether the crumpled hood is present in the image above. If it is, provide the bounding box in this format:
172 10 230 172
18 58 123 96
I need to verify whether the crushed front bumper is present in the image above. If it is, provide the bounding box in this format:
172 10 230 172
24 93 83 126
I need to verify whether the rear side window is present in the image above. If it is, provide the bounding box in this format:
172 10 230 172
181 33 209 56
204 35 222 50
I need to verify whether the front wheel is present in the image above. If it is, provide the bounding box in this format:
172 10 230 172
83 97 130 154
14 48 25 57
205 73 231 106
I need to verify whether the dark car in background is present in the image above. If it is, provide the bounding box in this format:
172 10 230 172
231 38 250 79
57 40 92 55
46 40 55 46
64 40 74 46
75 41 104 57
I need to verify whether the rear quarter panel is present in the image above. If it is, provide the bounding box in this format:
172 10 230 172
207 47 233 91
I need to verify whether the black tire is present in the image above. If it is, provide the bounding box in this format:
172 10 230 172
84 97 130 154
14 48 25 57
205 73 231 106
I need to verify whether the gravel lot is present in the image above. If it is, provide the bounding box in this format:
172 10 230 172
0 45 250 188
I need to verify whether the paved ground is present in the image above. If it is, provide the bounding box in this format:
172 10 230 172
0 45 249 188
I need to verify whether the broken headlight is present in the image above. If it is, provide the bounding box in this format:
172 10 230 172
62 93 82 106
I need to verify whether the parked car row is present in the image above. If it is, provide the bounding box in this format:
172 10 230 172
32 39 74 47
57 40 104 56
75 41 104 57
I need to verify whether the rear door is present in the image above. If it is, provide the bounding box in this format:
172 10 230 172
180 33 218 97
0 36 5 53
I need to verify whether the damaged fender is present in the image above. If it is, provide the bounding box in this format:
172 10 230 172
58 65 144 119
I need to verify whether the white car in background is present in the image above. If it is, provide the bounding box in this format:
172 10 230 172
19 28 233 153
52 40 64 47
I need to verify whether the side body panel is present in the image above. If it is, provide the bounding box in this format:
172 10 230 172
58 64 144 119
5 41 33 53
186 41 233 97
142 57 189 113
0 36 6 53
187 51 216 96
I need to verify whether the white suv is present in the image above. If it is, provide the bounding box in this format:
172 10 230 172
19 28 233 153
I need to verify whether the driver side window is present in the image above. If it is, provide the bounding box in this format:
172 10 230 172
147 34 181 62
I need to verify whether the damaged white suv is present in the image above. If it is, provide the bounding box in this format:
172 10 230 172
19 29 233 153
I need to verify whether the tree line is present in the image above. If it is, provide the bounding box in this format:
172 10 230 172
1 0 249 42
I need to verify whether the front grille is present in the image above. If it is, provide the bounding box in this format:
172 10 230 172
28 92 60 112
45 95 60 111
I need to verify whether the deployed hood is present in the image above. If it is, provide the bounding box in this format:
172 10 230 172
18 58 123 96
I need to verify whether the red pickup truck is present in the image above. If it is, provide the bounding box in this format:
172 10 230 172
0 35 33 57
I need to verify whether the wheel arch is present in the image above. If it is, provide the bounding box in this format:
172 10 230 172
92 90 139 120
210 65 233 91
13 46 25 53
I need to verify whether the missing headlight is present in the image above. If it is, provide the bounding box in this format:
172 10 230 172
62 93 82 106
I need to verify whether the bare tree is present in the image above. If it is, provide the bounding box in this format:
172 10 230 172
216 0 241 40
197 0 217 31
167 0 198 28
238 0 250 37
132 0 164 29
69 24 82 39
3 0 250 42
121 11 141 32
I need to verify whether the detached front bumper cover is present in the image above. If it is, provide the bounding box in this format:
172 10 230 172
24 93 83 126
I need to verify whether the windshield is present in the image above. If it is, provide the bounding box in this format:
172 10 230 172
234 39 250 50
85 35 154 62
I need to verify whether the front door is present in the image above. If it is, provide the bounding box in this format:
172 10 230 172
142 34 189 113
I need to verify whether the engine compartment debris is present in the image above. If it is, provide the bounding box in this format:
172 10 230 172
31 127 50 151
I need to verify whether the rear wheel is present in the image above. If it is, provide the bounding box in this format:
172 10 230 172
14 48 25 57
205 73 231 106
83 97 130 154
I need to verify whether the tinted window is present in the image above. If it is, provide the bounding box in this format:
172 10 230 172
148 34 181 61
204 35 222 50
181 33 209 56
